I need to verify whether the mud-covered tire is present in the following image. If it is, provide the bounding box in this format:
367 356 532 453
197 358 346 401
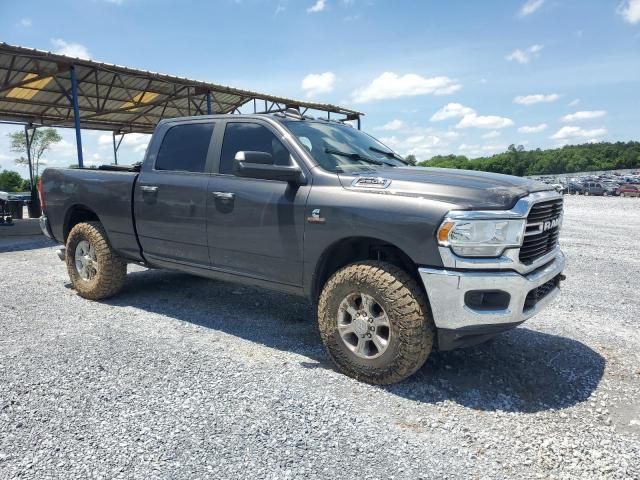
317 261 434 385
65 221 127 300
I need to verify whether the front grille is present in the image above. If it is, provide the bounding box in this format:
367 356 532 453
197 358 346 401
524 274 561 311
519 198 563 265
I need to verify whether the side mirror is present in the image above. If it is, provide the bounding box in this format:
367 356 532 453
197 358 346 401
235 151 274 165
234 151 306 185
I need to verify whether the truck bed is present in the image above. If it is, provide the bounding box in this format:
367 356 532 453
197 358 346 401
41 167 142 262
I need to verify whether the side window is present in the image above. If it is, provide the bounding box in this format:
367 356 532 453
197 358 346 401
219 122 291 175
155 123 214 173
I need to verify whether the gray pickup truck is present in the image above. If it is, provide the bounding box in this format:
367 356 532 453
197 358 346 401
40 112 566 384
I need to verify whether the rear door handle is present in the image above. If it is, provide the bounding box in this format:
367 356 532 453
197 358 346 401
211 191 235 201
141 186 159 194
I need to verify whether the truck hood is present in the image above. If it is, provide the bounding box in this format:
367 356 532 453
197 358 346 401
338 166 553 210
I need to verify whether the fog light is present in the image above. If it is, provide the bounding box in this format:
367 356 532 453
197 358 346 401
464 290 511 311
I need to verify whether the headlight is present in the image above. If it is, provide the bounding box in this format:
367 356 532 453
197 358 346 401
437 218 526 257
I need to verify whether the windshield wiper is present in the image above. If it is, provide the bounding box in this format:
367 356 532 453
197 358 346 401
369 146 408 164
324 147 385 166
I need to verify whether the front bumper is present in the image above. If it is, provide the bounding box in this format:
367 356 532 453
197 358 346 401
419 251 565 350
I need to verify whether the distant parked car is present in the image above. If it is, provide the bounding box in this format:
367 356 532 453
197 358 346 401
617 184 640 197
582 182 605 196
566 182 584 195
602 183 620 196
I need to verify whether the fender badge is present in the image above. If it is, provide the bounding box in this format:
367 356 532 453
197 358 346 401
307 208 326 224
351 176 391 189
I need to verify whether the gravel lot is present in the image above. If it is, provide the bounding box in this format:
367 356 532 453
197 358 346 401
1 196 639 479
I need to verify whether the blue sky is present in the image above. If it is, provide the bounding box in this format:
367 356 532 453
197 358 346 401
1 0 639 175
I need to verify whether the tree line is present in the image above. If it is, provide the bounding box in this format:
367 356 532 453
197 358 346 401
413 141 640 176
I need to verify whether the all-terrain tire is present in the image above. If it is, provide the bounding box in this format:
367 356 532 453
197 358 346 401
66 221 127 300
317 261 434 384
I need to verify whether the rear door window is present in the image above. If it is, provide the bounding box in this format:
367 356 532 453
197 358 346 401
155 123 215 173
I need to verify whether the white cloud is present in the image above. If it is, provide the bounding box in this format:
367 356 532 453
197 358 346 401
307 0 326 13
430 103 474 121
379 128 458 159
617 0 640 24
98 133 150 153
380 119 404 131
46 139 76 159
569 98 580 107
51 39 91 59
483 144 507 152
513 93 559 105
379 136 400 148
518 123 548 133
431 103 513 129
403 136 444 158
442 130 460 139
459 143 507 156
506 44 543 64
560 110 607 122
352 72 461 103
457 114 514 129
482 130 501 139
519 0 544 17
551 126 607 140
406 135 427 144
301 72 336 97
18 18 32 27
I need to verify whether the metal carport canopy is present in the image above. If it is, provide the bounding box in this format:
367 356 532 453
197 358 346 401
0 42 363 134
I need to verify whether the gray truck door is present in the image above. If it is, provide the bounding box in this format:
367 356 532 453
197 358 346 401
206 120 309 286
134 122 215 266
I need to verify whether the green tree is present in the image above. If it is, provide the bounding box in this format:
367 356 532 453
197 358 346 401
405 154 417 165
0 169 25 192
8 128 62 183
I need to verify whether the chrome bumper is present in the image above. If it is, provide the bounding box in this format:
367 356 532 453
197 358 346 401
419 251 565 331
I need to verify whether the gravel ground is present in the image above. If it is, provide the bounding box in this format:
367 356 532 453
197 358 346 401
1 196 639 479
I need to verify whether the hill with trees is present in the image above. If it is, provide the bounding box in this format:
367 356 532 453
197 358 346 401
417 142 640 176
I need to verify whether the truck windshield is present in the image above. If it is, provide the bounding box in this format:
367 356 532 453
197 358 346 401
283 120 407 173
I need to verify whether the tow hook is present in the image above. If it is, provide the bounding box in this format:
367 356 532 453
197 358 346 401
56 248 66 262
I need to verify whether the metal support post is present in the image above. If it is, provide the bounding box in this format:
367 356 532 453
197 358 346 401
70 65 84 168
111 132 125 165
206 91 212 115
24 125 34 189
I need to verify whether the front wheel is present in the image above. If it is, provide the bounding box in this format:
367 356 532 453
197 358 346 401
66 221 127 300
317 261 434 384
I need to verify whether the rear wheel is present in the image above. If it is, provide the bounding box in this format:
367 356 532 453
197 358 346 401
317 261 434 384
66 221 127 300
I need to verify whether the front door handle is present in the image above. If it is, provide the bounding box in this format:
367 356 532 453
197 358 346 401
211 191 235 201
141 186 159 194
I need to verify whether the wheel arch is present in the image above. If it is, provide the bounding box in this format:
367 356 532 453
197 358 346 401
310 236 423 303
63 204 101 243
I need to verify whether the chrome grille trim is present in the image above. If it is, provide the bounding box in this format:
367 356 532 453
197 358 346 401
519 198 563 265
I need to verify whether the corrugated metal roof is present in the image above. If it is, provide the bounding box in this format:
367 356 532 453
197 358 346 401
0 43 362 133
